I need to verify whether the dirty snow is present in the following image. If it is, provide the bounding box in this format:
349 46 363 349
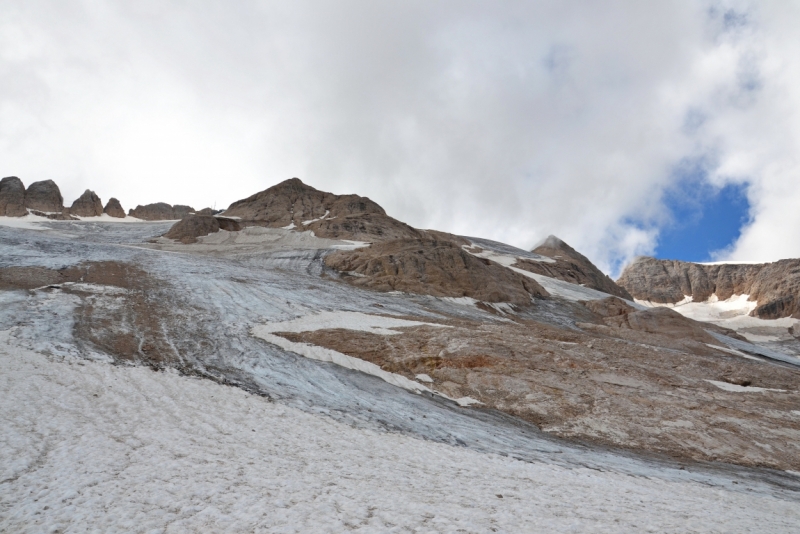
2 337 800 533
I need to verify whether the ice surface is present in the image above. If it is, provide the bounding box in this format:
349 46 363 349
3 337 800 533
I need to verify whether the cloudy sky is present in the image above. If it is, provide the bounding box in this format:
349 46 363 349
2 1 799 274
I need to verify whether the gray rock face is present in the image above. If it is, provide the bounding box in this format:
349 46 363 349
617 256 800 319
103 198 126 218
128 203 196 221
69 189 104 217
24 180 63 213
222 177 421 242
0 176 27 217
513 235 633 300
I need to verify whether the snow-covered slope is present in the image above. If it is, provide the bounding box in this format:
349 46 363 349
3 335 800 533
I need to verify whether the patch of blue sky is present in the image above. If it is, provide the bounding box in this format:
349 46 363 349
655 178 751 262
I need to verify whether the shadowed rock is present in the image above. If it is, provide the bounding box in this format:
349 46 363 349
103 198 126 218
513 235 633 300
69 189 103 217
129 202 196 221
617 256 800 319
25 180 63 213
222 177 421 242
324 238 548 305
0 176 27 217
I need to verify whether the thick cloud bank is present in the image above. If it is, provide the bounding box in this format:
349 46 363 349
0 1 797 272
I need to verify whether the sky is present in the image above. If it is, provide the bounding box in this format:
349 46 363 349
2 1 799 275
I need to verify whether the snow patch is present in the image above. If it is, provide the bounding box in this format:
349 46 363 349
254 310 447 336
281 222 296 230
415 373 434 383
704 380 787 393
302 210 329 225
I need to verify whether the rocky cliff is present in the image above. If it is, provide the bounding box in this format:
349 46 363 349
617 256 800 319
103 198 126 218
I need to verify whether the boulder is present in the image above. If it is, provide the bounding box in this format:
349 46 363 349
163 215 220 244
0 176 27 217
128 203 196 221
103 198 126 218
69 189 103 217
24 180 63 213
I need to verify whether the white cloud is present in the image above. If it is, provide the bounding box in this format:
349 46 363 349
1 1 798 272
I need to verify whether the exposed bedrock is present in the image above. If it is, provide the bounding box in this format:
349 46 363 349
129 202 195 221
69 189 104 217
0 176 27 217
324 238 548 305
617 256 800 319
24 179 64 213
222 177 421 242
163 214 242 243
514 235 633 300
103 197 126 218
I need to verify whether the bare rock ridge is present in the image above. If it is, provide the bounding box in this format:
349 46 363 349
0 176 27 216
617 256 800 319
104 198 126 218
324 238 548 305
69 189 103 217
514 235 633 300
129 203 195 221
222 177 421 242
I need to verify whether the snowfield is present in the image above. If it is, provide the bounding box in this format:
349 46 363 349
3 337 800 533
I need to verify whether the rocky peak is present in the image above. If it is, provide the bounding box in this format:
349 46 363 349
511 235 633 300
69 189 104 217
0 176 27 217
222 177 419 242
25 180 64 213
103 198 126 218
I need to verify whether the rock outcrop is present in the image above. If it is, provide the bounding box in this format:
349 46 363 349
129 203 196 221
69 189 104 217
24 180 64 213
164 215 220 244
0 176 27 217
513 236 633 300
222 178 421 242
617 256 800 319
103 198 126 218
324 238 548 305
